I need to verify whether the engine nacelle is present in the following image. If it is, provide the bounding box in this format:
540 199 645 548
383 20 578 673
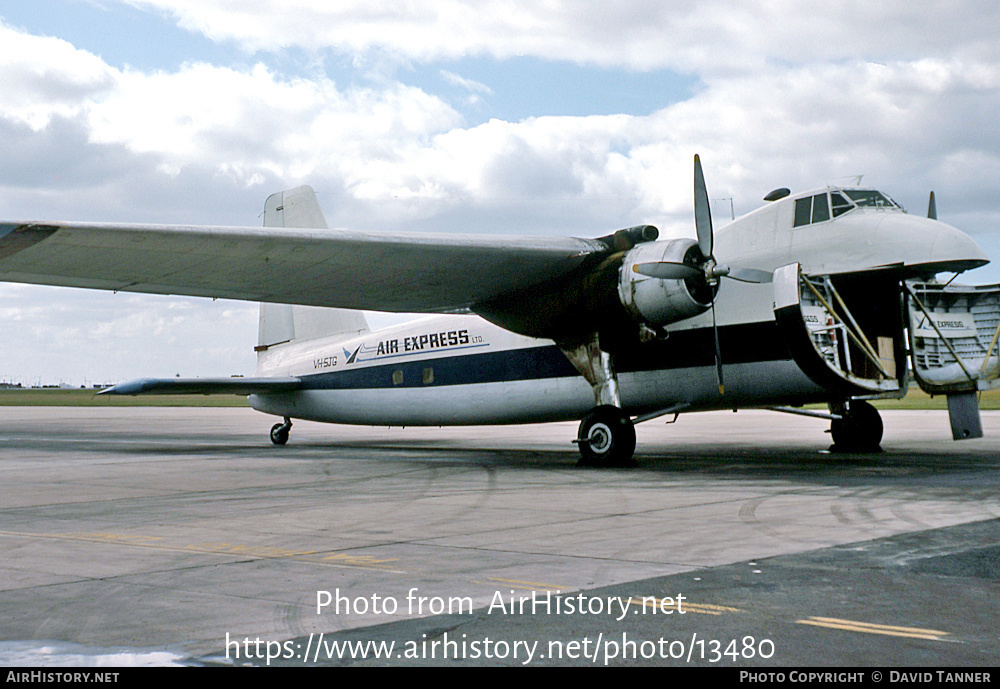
618 238 717 327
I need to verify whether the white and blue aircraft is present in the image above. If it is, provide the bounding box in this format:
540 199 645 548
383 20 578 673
1 157 997 465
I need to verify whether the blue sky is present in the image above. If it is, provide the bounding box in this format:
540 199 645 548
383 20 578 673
0 2 218 70
0 1 998 384
0 1 698 122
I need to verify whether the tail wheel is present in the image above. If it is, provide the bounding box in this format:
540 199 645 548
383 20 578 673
830 400 883 452
577 405 636 467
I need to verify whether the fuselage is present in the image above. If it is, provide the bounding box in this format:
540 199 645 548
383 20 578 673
250 187 989 426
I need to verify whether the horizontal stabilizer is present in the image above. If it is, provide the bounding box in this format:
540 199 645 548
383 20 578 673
99 377 301 396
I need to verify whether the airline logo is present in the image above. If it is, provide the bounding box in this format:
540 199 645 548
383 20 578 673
913 312 977 339
314 329 488 370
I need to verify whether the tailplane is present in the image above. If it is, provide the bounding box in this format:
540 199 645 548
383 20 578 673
257 186 369 351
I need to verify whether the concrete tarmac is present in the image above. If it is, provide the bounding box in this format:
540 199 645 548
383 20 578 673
0 406 997 667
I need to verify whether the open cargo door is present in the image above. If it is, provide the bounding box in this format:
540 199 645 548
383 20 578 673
905 281 1000 439
774 263 907 398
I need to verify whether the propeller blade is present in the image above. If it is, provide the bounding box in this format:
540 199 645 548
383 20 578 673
725 268 774 284
693 154 714 259
927 191 937 220
633 261 703 280
712 304 724 395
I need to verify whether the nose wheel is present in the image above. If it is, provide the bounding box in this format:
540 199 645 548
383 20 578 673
270 417 292 446
576 405 636 467
829 400 882 452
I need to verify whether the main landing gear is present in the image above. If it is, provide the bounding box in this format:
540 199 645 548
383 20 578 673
829 400 883 452
560 336 637 467
576 405 636 467
269 417 293 445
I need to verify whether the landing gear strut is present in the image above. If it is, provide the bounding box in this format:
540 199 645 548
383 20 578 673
829 400 883 452
270 417 292 445
560 336 636 467
576 405 636 467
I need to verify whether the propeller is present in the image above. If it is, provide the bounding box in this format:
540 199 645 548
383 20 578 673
634 155 730 393
628 155 778 394
632 262 702 280
694 154 714 258
694 154 726 395
928 191 937 220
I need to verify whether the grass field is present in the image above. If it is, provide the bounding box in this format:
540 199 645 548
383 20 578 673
0 386 996 409
867 387 999 410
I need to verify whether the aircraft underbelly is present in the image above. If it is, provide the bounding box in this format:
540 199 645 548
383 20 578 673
248 357 823 425
251 378 593 426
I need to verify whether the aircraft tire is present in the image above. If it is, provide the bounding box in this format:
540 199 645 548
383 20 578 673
270 422 290 446
830 400 883 452
577 405 636 467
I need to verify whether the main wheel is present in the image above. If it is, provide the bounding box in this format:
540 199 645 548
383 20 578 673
577 405 636 467
830 400 882 452
270 421 291 446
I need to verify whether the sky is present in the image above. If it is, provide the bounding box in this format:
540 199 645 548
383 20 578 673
1 0 999 386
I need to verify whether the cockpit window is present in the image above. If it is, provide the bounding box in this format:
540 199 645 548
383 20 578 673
831 191 853 217
843 190 898 209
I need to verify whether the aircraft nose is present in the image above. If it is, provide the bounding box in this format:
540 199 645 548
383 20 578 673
880 214 989 276
929 219 989 271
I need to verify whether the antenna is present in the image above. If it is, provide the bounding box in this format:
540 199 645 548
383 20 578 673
713 197 735 221
833 174 864 186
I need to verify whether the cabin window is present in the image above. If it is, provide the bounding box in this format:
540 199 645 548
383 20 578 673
422 367 434 384
794 193 832 227
811 194 830 223
392 370 404 385
794 198 812 227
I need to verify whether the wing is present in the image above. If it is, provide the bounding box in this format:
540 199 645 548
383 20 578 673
0 220 606 315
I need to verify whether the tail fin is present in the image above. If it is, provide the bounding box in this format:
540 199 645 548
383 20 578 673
257 186 369 351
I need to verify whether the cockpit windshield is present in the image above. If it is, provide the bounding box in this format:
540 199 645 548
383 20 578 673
794 189 901 227
842 190 899 209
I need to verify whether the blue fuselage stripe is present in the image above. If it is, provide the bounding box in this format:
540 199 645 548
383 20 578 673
302 345 577 389
299 321 791 391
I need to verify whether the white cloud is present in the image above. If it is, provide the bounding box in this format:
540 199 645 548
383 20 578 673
0 286 258 385
4 12 998 234
0 22 115 129
121 0 1000 72
86 62 463 181
440 70 493 96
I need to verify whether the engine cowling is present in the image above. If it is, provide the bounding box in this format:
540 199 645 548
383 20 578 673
618 238 717 327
